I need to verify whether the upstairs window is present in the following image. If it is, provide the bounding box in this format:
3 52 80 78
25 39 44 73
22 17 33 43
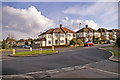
68 34 71 37
55 33 58 37
48 34 51 38
60 34 64 37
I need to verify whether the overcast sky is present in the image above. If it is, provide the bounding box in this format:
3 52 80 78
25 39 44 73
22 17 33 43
2 2 118 40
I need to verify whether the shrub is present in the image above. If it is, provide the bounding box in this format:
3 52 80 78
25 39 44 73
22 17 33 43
2 39 7 49
70 38 76 45
65 44 69 47
115 36 120 47
25 41 28 45
112 38 115 41
77 39 83 45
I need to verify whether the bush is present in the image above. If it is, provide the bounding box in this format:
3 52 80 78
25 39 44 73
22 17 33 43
70 38 76 45
25 41 28 45
77 39 83 45
65 44 69 47
115 36 120 47
112 38 115 41
2 39 7 49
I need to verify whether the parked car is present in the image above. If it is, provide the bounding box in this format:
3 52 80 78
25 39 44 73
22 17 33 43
107 40 115 44
24 45 31 49
84 42 94 46
20 45 24 48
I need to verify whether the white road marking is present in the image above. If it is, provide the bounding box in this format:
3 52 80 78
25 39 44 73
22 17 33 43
74 66 86 70
89 68 120 75
46 69 59 74
27 71 43 74
85 64 90 66
95 62 98 63
62 67 74 71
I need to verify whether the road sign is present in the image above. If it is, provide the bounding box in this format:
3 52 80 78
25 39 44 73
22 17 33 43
40 48 42 54
13 49 15 55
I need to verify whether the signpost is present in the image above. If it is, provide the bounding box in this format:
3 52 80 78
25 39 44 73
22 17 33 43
13 49 15 55
40 48 42 54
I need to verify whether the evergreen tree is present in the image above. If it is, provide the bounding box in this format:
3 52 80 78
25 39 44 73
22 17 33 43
25 41 28 45
2 39 7 49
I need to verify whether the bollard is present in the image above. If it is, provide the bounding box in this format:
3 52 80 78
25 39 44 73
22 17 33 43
30 47 32 51
52 46 54 51
13 49 15 55
40 48 42 54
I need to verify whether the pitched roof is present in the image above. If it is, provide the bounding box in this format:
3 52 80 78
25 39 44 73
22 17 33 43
60 27 76 33
76 26 98 33
53 28 64 33
97 28 109 32
35 38 46 41
38 24 75 36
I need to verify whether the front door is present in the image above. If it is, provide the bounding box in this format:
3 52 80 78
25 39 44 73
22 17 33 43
55 40 58 45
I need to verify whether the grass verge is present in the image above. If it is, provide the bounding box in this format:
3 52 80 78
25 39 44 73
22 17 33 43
12 50 56 56
106 49 120 57
102 46 113 48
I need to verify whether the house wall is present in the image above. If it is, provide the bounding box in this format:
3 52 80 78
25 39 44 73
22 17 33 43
60 33 66 45
42 41 45 47
67 33 75 43
46 34 52 46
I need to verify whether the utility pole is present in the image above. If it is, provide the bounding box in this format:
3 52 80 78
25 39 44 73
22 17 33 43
93 31 95 43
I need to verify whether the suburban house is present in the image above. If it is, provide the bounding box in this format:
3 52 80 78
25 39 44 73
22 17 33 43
97 28 120 40
34 24 76 47
16 39 25 46
76 25 101 42
6 38 17 47
97 28 110 40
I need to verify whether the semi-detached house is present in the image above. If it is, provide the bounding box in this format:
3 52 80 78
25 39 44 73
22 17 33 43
76 25 101 42
34 24 76 47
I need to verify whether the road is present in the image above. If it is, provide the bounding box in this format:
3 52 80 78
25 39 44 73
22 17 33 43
2 44 119 78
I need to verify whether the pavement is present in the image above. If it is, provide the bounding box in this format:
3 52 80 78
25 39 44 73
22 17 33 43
1 44 120 79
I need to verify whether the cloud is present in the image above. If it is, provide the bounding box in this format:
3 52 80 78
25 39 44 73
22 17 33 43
61 17 98 31
62 2 118 29
2 6 55 40
65 17 69 20
62 3 117 16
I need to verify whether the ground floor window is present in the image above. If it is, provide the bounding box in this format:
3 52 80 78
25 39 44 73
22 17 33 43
60 40 64 43
48 41 51 44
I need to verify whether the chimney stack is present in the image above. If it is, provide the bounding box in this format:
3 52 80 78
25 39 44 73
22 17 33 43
60 24 62 28
85 25 88 28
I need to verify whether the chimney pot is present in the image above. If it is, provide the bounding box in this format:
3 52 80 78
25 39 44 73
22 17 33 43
86 25 88 28
60 24 62 28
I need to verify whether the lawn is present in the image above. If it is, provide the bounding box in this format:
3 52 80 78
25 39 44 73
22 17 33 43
12 50 56 56
106 49 120 57
102 46 113 48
